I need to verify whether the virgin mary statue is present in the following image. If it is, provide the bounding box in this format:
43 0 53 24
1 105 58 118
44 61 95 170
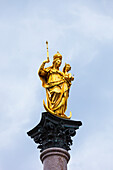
38 52 74 119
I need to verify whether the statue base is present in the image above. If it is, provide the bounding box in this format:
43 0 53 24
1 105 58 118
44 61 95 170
27 112 82 152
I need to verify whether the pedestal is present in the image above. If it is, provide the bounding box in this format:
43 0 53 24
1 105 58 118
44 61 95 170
27 112 82 169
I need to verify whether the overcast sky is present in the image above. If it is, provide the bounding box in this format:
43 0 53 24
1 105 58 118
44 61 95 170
0 0 113 170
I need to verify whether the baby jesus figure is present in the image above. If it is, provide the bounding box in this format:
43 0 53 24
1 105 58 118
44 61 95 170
63 63 74 87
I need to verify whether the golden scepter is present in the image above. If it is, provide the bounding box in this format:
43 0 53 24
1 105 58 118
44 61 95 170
46 41 49 62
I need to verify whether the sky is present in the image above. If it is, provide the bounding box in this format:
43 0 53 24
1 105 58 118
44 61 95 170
0 0 113 170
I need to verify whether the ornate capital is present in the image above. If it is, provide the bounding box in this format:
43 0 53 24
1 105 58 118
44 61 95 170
27 112 82 152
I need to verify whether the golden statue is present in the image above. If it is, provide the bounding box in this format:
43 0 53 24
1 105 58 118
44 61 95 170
38 41 74 119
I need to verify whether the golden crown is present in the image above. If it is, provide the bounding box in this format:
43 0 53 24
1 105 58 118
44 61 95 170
53 51 62 60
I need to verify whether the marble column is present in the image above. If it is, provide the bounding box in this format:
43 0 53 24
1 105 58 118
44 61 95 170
40 147 70 170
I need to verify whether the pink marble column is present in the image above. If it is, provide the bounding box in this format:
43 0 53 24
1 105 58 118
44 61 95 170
40 147 70 170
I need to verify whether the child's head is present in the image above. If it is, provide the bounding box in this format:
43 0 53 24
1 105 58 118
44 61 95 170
63 63 71 73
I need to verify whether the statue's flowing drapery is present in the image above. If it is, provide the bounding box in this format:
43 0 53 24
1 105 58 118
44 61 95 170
38 67 70 118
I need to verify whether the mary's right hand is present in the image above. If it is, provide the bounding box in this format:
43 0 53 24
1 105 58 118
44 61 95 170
43 58 50 64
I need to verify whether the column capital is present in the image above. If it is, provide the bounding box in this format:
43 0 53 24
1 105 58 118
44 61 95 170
27 112 82 152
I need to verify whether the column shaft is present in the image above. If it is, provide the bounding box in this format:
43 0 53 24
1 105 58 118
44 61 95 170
40 147 70 170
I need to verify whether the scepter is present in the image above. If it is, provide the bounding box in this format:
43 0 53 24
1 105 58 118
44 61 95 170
46 41 49 61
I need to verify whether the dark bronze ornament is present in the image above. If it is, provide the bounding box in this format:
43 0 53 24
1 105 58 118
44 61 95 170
27 112 82 152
